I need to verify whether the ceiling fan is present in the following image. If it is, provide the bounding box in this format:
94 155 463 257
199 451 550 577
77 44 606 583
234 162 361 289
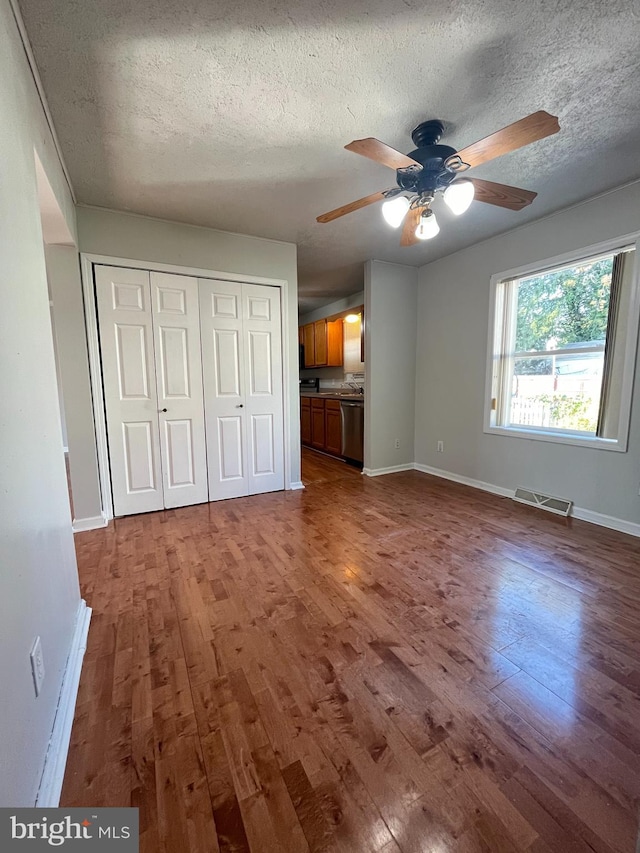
316 111 560 246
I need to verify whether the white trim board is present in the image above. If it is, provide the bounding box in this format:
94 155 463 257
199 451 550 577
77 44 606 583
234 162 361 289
35 600 92 807
72 514 108 533
363 463 415 477
80 253 294 521
413 463 640 538
413 463 514 498
289 481 305 490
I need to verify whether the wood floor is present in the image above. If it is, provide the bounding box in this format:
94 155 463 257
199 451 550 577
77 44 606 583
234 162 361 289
63 449 640 852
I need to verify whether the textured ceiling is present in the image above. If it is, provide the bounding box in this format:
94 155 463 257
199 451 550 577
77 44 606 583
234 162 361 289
18 0 640 312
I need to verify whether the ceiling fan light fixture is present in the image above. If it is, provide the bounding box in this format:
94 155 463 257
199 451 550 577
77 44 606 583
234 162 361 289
415 210 439 240
443 179 475 215
381 195 410 228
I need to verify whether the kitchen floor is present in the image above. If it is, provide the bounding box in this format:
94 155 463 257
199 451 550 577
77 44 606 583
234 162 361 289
301 447 362 486
63 449 640 852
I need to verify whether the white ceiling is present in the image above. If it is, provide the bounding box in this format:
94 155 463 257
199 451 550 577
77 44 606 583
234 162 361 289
18 0 640 312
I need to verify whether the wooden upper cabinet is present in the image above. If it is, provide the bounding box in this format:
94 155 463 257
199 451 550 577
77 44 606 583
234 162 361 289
300 318 344 368
314 320 328 366
303 323 315 368
327 319 343 366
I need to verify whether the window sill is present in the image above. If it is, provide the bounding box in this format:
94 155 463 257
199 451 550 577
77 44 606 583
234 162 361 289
484 424 626 452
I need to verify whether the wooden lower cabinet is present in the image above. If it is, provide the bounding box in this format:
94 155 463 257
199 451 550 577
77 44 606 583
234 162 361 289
302 397 343 458
300 397 311 445
325 400 342 455
311 399 326 450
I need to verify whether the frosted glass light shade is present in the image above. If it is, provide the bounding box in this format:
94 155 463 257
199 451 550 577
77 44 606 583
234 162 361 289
345 313 360 324
415 211 440 240
381 195 410 228
443 179 475 215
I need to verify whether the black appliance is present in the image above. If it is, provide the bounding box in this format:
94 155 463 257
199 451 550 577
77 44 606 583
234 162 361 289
299 377 320 392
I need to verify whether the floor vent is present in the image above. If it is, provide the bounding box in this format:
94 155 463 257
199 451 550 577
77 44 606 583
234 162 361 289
513 487 572 517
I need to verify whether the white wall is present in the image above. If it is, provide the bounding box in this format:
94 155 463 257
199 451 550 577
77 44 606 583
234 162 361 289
0 0 82 805
416 180 640 526
76 206 301 486
46 245 102 524
365 261 418 472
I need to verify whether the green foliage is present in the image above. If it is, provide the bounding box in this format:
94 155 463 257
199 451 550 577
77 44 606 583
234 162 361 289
515 258 612 353
534 394 596 432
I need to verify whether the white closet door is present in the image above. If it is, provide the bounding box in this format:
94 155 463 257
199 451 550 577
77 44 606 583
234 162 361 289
150 272 208 509
243 284 284 495
199 280 284 501
95 265 163 516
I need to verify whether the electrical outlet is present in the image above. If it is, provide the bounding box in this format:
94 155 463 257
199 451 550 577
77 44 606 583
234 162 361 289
394 438 400 449
30 636 45 697
437 441 444 452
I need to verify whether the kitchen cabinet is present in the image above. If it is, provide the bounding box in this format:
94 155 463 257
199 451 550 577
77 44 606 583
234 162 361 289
300 397 311 445
302 397 344 458
314 320 328 365
303 323 315 368
325 400 342 455
311 398 325 449
299 319 343 368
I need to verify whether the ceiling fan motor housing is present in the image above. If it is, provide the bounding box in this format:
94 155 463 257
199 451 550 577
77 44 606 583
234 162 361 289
398 119 459 195
399 144 459 194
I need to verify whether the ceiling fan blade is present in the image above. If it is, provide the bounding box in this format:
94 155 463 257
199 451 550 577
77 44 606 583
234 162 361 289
400 206 424 247
452 111 560 170
471 178 537 211
345 138 422 171
316 190 392 223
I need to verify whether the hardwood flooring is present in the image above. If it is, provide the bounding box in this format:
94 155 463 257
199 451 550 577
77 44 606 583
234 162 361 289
63 449 640 852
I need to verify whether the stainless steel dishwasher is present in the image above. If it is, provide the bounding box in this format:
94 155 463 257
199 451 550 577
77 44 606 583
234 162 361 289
340 400 364 463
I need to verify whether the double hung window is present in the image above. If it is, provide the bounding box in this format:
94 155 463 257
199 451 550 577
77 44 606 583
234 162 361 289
486 239 638 450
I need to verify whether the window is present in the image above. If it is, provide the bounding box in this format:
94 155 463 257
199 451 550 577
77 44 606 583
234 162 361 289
486 238 639 451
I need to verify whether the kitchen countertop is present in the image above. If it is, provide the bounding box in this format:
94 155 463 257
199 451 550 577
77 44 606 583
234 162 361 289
300 390 364 401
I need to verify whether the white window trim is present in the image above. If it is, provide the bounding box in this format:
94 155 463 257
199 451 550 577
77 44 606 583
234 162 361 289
483 232 640 452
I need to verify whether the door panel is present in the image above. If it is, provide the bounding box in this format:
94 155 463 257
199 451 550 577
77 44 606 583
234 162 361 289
251 414 275 476
157 326 190 398
115 324 151 398
200 279 284 500
151 272 208 509
122 421 157 492
163 420 196 487
248 331 273 395
200 280 249 499
242 284 284 495
218 417 244 481
214 329 242 396
96 266 164 516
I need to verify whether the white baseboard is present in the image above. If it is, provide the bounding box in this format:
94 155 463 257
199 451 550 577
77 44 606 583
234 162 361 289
571 506 640 538
413 462 640 538
72 513 107 533
363 463 415 477
289 481 305 491
413 463 514 498
36 600 92 807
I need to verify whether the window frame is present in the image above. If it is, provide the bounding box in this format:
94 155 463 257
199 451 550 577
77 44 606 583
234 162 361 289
484 232 640 452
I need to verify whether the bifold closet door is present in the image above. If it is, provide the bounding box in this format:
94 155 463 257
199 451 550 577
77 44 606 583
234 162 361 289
95 265 208 516
150 272 208 509
199 280 284 501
